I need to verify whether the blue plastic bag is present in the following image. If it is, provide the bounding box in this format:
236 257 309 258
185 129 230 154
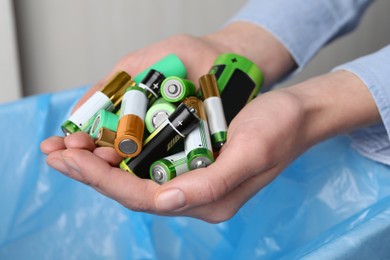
1 86 390 259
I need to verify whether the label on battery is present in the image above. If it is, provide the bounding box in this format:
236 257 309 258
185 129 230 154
120 89 148 120
171 157 189 176
185 120 212 153
162 151 188 176
68 91 114 129
203 97 227 134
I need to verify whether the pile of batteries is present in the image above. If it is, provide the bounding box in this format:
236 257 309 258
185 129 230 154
61 53 263 184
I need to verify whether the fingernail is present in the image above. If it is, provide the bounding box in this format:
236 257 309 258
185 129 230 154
156 189 186 211
62 156 80 172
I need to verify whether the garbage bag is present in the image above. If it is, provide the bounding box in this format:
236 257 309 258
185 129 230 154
1 86 390 259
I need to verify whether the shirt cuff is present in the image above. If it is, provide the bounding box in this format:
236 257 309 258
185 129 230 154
333 45 390 165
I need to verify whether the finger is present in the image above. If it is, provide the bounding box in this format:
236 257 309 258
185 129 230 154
64 132 96 151
61 148 161 212
93 147 123 166
40 136 66 154
46 150 87 183
179 166 281 223
154 134 273 212
46 150 69 173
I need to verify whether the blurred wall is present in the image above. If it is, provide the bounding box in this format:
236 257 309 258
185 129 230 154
10 0 390 99
0 0 22 103
14 0 245 96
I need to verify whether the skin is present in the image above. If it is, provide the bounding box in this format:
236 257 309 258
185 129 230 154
40 22 380 223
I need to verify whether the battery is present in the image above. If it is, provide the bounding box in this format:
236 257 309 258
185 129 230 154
161 76 196 103
209 53 264 124
145 97 176 133
115 69 168 158
182 97 214 170
61 71 133 135
89 109 119 139
138 69 166 104
133 53 187 84
119 103 200 179
95 127 116 148
150 151 188 184
199 74 227 151
114 86 148 158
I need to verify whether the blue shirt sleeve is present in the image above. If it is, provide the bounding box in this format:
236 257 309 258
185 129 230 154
333 45 390 165
230 0 390 165
228 0 373 68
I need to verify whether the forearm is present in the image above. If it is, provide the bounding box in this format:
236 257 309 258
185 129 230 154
285 70 380 148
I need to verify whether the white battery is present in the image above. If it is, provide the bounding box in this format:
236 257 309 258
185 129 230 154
68 91 114 130
120 88 148 120
203 96 227 134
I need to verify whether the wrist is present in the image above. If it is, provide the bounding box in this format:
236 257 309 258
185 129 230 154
204 22 296 86
284 70 380 147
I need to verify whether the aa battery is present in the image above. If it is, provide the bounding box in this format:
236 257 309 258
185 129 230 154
182 97 214 170
161 76 196 103
115 69 167 158
150 151 189 184
115 86 148 158
209 53 264 124
120 103 200 179
61 71 133 135
145 97 176 133
95 127 116 148
138 69 166 104
89 109 119 139
199 74 227 151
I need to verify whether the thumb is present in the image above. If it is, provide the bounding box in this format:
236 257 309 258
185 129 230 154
154 137 271 211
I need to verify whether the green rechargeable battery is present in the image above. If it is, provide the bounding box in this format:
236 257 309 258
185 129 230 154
61 53 187 136
150 151 189 184
145 97 176 133
208 53 264 124
89 109 119 139
161 76 196 103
